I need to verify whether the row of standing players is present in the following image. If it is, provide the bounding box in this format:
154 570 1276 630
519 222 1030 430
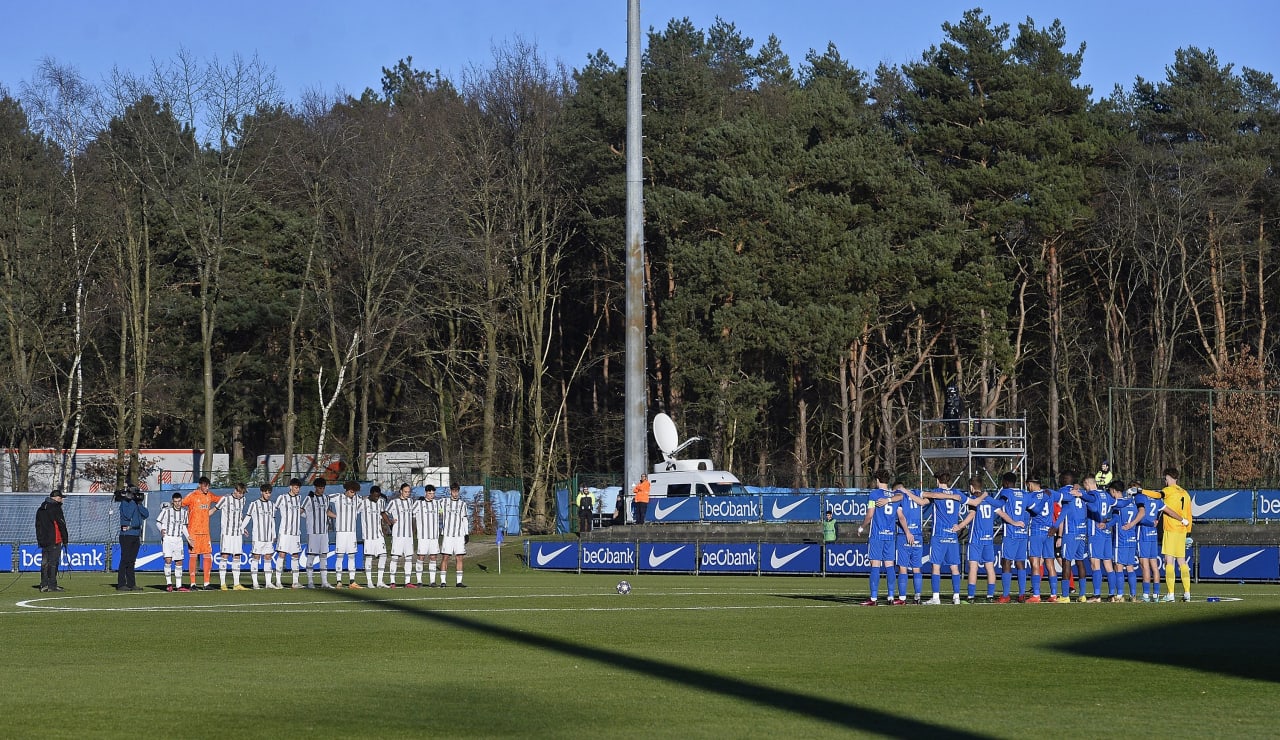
118 477 474 592
853 468 1194 605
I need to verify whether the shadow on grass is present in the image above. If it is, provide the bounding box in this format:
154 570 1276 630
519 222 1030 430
327 588 981 738
772 593 868 606
1049 609 1280 684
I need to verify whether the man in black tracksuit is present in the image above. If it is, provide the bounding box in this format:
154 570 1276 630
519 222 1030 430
36 490 69 592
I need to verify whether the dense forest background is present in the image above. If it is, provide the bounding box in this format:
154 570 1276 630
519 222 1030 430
3 10 1279 525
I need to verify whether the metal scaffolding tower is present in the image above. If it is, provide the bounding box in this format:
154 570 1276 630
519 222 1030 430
918 414 1028 491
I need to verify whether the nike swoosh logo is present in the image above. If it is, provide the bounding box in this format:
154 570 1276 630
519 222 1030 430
771 498 808 518
769 547 808 569
136 551 166 567
535 544 574 566
653 499 690 520
647 546 686 568
1212 550 1265 575
1192 492 1235 517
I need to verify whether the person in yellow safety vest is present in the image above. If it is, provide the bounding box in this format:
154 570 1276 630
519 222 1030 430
576 487 595 535
1095 461 1114 488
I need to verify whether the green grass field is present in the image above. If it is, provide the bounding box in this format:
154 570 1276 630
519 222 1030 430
3 546 1277 738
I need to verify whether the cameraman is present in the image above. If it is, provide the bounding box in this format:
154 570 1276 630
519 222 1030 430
116 486 149 591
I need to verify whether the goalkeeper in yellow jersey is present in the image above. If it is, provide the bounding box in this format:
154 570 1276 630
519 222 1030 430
1157 468 1192 602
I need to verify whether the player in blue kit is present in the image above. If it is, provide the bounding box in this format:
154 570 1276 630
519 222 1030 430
858 471 903 606
894 482 928 605
994 472 1031 603
1104 483 1145 602
955 477 997 602
925 476 967 605
1025 476 1061 602
1085 478 1117 601
1056 477 1093 602
1133 481 1165 601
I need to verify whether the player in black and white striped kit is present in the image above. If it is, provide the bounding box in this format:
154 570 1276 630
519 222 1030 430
214 483 249 590
358 486 388 588
302 478 333 588
273 478 305 588
244 485 278 589
329 481 362 587
383 484 416 587
440 483 472 587
413 485 444 586
156 492 189 591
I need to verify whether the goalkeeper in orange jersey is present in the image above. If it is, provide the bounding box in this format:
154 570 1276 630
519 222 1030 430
182 476 223 590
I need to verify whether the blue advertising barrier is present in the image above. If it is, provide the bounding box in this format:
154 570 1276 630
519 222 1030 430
699 543 758 572
528 540 579 570
1188 489 1254 520
701 496 762 522
580 542 636 571
822 493 871 522
0 544 11 572
1197 545 1280 581
638 542 698 572
824 543 872 574
109 543 367 571
764 495 822 522
649 497 700 523
19 544 109 571
1255 490 1280 520
761 543 821 573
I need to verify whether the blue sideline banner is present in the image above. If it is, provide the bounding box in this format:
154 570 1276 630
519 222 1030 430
638 543 697 572
824 543 872 574
580 542 636 571
701 496 762 523
111 543 367 571
1188 489 1253 520
1255 490 1280 520
1197 545 1279 581
19 544 109 571
822 494 870 522
764 495 822 522
649 497 701 523
699 543 758 572
0 544 11 572
528 541 579 569
761 543 821 573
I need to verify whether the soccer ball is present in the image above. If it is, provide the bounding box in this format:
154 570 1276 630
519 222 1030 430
616 580 631 595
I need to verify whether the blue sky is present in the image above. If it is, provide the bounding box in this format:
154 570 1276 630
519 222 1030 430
2 1 1276 102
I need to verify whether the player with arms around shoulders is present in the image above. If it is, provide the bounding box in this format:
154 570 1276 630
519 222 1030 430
1024 476 1062 603
156 492 190 592
330 481 363 587
244 485 278 589
1084 476 1117 602
1103 482 1144 602
1055 478 1092 602
214 483 250 590
1133 480 1165 601
440 483 472 587
358 486 389 588
414 485 445 587
994 472 1031 603
924 474 968 605
857 470 903 606
894 481 927 605
955 477 997 603
273 477 305 588
1158 468 1193 602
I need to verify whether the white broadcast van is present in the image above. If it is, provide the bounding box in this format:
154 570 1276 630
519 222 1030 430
646 413 748 498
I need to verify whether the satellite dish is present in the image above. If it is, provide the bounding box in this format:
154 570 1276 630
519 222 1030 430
653 413 679 456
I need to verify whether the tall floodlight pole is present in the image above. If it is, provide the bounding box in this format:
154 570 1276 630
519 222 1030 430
624 0 647 493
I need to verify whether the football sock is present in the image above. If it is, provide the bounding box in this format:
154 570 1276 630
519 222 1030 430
913 572 922 596
1032 573 1042 596
931 573 941 595
968 583 976 598
455 569 463 585
164 563 172 585
1179 563 1191 595
250 561 259 588
1048 574 1058 596
1016 569 1027 595
869 567 880 599
416 560 424 584
1127 570 1138 596
1092 569 1102 596
897 573 907 597
1001 571 1011 596
951 574 961 594
429 562 438 585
